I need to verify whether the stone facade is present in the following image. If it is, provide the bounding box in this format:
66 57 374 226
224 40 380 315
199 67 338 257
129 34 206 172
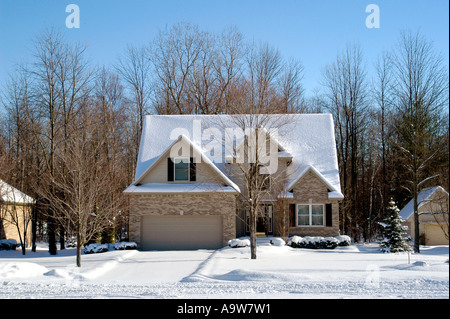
288 170 340 237
129 193 236 248
234 169 342 238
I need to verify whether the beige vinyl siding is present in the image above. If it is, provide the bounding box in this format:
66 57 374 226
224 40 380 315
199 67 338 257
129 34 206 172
139 138 225 184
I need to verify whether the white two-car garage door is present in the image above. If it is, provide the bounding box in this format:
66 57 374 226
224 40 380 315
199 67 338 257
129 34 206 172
141 215 223 250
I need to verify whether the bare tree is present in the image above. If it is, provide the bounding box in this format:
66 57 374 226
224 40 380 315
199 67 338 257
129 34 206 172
213 27 245 113
217 114 291 259
322 43 369 238
390 30 449 252
245 42 283 113
278 58 305 113
116 44 152 163
36 106 116 267
374 51 394 219
152 22 203 114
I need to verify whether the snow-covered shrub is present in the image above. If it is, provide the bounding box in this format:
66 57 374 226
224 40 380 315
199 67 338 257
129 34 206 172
114 242 137 250
84 243 109 254
335 235 351 246
270 238 286 246
0 239 17 250
287 236 302 247
228 238 250 248
287 236 343 249
83 241 137 253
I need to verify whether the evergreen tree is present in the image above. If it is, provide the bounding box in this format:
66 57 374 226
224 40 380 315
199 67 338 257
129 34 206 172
379 198 410 253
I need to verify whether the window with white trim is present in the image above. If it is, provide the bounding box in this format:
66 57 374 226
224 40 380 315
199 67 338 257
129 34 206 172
297 204 324 226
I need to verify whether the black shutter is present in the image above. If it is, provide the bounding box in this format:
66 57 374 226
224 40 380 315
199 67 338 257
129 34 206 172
289 204 295 228
167 157 174 181
326 203 332 227
189 157 196 181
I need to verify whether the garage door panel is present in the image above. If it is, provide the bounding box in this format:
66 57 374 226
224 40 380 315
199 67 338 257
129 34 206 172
142 215 223 250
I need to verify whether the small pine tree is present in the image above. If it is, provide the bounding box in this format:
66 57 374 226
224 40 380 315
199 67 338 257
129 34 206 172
379 198 410 253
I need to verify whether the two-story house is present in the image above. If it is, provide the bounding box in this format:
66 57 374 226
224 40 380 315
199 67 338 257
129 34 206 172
124 114 344 250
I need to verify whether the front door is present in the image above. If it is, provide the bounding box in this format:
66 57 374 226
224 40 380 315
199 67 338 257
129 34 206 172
245 205 273 236
257 217 265 233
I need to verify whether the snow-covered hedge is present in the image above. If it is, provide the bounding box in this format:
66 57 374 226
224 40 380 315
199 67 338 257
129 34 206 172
228 238 250 248
84 243 109 254
114 241 137 250
0 239 17 250
288 235 351 249
270 238 286 246
84 241 137 254
335 235 351 247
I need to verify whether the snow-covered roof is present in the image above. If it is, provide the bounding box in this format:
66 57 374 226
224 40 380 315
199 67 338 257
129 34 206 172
0 179 35 205
399 186 449 220
124 183 238 194
130 114 343 197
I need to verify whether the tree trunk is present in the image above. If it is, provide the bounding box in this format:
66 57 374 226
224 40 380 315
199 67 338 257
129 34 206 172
48 210 57 255
250 206 257 259
76 230 82 267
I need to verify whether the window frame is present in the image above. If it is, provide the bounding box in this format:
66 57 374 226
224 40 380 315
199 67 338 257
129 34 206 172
296 203 325 227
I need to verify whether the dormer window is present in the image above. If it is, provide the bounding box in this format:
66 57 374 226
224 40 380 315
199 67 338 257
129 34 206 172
174 158 189 181
167 157 196 182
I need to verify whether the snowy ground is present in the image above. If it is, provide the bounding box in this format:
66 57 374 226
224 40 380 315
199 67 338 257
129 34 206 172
0 238 448 299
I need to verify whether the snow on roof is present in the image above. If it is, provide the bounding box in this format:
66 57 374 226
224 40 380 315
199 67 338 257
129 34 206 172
124 182 238 194
132 114 342 196
399 186 449 220
0 179 35 204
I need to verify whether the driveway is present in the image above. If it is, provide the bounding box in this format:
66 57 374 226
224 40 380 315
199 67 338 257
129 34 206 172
92 249 216 284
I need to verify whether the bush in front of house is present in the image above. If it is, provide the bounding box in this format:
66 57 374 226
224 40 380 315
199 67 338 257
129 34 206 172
288 235 351 249
335 235 351 246
84 243 109 254
228 238 250 248
84 241 137 254
114 241 137 250
0 239 17 250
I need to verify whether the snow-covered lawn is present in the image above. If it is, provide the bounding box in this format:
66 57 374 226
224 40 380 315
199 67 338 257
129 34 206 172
0 239 448 299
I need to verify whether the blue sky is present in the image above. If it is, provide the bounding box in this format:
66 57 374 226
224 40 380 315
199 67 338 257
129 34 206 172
0 0 448 98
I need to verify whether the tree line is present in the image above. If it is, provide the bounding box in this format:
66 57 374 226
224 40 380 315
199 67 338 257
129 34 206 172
0 23 448 262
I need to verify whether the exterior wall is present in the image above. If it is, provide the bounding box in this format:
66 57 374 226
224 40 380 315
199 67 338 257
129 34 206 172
288 170 340 237
129 193 236 248
0 203 32 246
404 214 449 245
402 188 449 245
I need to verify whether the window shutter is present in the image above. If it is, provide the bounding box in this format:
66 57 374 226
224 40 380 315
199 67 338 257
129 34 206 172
326 203 332 227
289 204 295 228
167 158 174 181
189 157 196 181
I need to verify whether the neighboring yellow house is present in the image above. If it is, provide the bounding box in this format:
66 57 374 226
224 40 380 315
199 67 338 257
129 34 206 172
0 179 35 248
399 186 449 246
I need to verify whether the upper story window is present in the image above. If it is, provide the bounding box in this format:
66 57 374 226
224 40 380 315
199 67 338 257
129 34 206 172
174 157 189 181
168 157 196 182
